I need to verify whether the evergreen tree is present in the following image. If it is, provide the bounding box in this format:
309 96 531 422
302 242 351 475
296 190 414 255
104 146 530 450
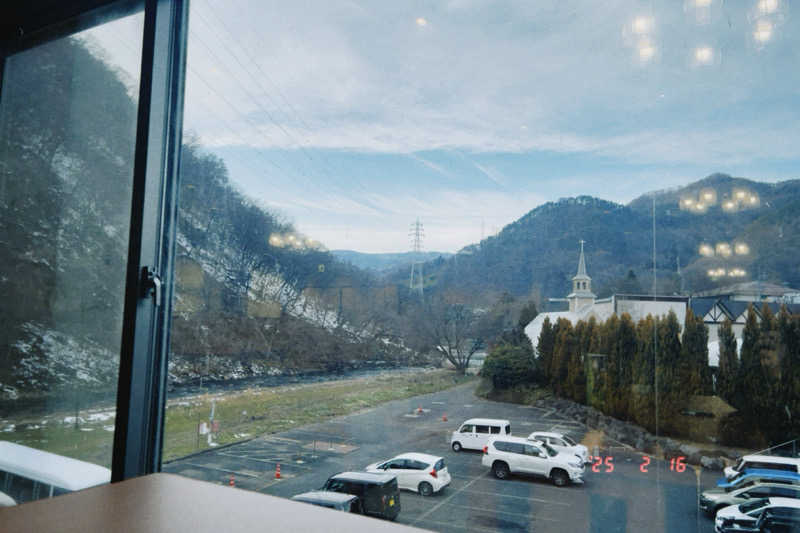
601 315 622 417
656 311 684 431
567 321 589 403
717 319 738 404
680 309 712 394
537 317 556 384
550 319 574 396
632 315 657 430
518 301 538 330
612 314 637 419
733 306 762 413
482 343 537 389
586 317 606 410
778 309 800 436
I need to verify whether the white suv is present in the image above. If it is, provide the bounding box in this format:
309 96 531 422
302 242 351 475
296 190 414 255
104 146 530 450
528 431 589 464
482 435 585 486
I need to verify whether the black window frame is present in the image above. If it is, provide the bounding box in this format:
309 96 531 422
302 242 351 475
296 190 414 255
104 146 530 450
0 0 189 482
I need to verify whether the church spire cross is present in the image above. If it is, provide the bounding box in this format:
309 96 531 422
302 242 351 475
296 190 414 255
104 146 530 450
576 240 588 278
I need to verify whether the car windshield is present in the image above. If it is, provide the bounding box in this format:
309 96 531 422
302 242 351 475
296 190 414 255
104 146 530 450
739 498 769 513
434 459 445 471
543 443 558 457
562 436 577 446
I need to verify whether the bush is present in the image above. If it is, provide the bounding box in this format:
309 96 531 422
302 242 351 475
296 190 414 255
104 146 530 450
481 343 537 389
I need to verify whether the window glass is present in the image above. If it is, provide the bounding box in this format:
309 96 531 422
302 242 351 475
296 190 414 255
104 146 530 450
0 11 143 504
490 426 501 434
523 444 541 457
739 498 768 513
160 1 800 531
409 460 428 470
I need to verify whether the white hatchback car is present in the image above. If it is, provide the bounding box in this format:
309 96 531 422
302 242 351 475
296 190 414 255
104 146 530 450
715 497 800 533
366 453 451 496
528 431 589 464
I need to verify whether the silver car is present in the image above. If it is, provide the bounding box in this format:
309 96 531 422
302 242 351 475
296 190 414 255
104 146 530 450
700 483 800 516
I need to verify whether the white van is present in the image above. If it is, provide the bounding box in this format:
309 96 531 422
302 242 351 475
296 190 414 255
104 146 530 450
451 418 511 452
724 454 800 480
0 441 111 504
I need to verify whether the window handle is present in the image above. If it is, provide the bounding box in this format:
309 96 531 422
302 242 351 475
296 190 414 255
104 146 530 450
141 266 163 307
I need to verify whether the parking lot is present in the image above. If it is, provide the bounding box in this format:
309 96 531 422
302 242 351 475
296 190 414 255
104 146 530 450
164 382 718 532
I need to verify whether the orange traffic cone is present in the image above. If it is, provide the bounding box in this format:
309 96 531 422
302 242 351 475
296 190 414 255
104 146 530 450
229 475 235 487
442 413 448 422
275 463 281 479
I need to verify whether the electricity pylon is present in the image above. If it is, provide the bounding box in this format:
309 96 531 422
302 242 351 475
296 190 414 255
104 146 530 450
409 218 425 297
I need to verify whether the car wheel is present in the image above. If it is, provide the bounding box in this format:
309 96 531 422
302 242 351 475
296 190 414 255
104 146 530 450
492 462 510 480
418 482 433 497
551 469 569 487
452 442 462 452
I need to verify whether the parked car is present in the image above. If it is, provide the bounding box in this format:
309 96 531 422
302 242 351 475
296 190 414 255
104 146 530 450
450 418 511 452
321 471 401 520
717 469 800 489
365 453 450 496
481 435 584 486
528 431 589 464
0 491 15 507
700 482 800 516
724 455 800 480
756 506 800 533
715 497 800 533
291 491 361 513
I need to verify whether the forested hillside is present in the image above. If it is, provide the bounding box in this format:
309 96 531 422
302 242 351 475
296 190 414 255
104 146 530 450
412 174 800 306
0 36 412 401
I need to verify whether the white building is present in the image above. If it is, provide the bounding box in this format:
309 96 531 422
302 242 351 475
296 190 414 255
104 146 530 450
524 244 800 368
524 242 687 358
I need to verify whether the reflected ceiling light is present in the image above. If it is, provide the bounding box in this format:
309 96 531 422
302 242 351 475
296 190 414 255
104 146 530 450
638 41 656 61
416 17 428 27
748 195 760 206
754 20 773 43
681 197 695 208
716 242 732 257
707 269 716 277
632 16 653 35
695 46 714 64
758 0 779 14
695 0 712 6
694 202 707 213
734 189 748 200
700 188 717 205
734 243 750 255
722 199 737 212
699 244 715 257
269 234 284 247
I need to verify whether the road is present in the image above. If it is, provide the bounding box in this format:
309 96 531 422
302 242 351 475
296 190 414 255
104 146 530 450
164 382 718 532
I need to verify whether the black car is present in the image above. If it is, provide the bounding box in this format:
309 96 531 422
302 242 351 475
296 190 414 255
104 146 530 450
291 491 361 513
322 471 401 520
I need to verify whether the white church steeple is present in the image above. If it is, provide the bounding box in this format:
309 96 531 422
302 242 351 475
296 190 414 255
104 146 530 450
567 240 596 312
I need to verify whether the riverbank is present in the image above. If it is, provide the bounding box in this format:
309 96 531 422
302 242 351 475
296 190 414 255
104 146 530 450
1 369 474 466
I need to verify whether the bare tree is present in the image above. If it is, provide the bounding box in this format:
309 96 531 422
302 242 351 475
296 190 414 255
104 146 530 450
423 297 483 374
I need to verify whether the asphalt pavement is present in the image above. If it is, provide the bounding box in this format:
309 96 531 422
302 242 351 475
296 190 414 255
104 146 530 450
164 382 719 532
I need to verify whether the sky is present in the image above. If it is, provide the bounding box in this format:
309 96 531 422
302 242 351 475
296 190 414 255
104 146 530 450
89 0 800 253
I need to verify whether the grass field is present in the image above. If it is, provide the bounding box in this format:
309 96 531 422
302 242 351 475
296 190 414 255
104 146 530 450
2 369 475 466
